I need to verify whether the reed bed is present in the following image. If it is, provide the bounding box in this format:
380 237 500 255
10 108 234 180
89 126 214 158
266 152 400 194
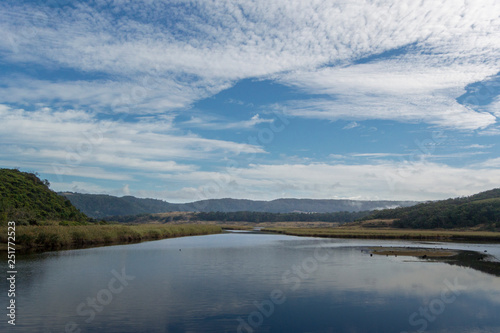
1 224 222 251
263 227 500 242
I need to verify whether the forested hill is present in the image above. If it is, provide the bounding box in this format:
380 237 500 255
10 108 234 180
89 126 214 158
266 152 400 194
365 189 500 229
60 193 176 218
0 169 88 224
60 192 417 218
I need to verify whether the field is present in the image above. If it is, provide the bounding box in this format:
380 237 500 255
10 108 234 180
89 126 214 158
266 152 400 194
262 222 500 242
0 224 222 252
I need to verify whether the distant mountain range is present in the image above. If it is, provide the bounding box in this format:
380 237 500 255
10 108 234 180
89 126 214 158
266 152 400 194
59 192 418 218
2 167 498 229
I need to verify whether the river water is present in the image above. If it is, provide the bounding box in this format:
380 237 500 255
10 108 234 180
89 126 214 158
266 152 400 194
4 231 500 332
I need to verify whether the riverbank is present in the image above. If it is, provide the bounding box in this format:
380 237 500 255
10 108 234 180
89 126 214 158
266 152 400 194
262 226 500 242
0 224 222 253
369 246 500 277
370 247 458 257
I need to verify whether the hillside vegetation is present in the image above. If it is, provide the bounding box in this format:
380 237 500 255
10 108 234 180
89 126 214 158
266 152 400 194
364 189 500 229
104 210 371 224
61 192 417 218
60 193 173 218
193 211 371 223
0 169 88 225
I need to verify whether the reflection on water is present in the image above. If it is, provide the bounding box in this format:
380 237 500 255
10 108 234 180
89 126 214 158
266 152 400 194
3 233 500 333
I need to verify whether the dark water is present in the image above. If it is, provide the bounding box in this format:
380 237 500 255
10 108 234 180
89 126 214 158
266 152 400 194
3 232 500 333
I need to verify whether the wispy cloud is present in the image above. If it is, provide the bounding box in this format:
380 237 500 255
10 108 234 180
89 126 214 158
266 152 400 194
0 75 230 113
2 0 499 118
350 153 407 158
277 61 498 130
479 126 500 136
0 105 265 181
473 158 500 169
118 161 500 202
182 114 274 130
1 0 499 200
464 144 495 150
51 180 131 197
343 122 360 130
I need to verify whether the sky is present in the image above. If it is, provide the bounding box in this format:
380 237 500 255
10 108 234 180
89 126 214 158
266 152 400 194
0 0 499 202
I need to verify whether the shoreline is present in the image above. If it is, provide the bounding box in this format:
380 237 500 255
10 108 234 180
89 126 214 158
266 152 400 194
368 246 500 277
370 247 459 257
262 227 500 276
0 224 223 254
4 222 500 255
261 226 500 243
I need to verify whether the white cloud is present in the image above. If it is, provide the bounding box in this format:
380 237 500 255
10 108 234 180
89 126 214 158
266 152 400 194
134 161 500 202
279 97 495 130
343 122 360 130
488 97 500 117
0 105 265 181
182 114 274 130
479 126 500 136
474 158 500 169
463 144 495 150
277 60 498 130
329 154 346 160
43 158 500 202
50 180 131 197
282 61 495 96
1 1 500 201
1 0 499 121
122 184 131 196
0 76 230 113
350 153 406 158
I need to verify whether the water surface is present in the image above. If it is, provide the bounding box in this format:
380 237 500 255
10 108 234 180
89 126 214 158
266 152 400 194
4 232 500 333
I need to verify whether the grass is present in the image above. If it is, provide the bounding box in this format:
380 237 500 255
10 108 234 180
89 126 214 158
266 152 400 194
0 224 222 252
370 247 458 257
368 246 500 277
262 225 500 242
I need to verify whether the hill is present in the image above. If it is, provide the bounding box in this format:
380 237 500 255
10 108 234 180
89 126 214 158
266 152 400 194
60 192 417 218
59 193 175 218
0 169 88 225
364 189 500 229
104 210 372 224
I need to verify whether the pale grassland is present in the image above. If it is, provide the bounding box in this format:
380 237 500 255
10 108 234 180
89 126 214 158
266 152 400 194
262 226 500 242
0 224 222 251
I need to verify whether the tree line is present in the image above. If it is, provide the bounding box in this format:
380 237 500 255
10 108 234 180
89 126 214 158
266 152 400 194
365 189 500 229
193 211 371 223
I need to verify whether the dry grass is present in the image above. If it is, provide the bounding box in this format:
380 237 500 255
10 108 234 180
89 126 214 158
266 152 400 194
0 224 222 251
263 225 500 242
189 221 341 229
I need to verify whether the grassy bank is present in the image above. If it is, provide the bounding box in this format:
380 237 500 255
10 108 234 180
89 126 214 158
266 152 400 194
369 246 500 277
262 226 500 242
0 224 222 252
220 225 254 230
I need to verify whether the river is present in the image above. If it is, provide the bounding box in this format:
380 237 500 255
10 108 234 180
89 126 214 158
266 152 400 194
4 231 500 332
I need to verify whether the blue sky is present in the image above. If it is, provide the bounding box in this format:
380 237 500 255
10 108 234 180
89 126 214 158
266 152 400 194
0 0 499 202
